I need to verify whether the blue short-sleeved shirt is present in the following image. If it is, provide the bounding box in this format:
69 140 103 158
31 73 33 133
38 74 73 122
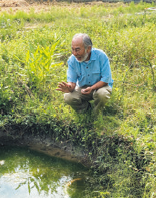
67 48 113 88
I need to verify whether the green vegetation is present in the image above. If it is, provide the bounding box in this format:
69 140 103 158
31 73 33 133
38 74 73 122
0 1 156 197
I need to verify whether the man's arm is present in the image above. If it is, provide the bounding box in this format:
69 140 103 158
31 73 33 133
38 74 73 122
81 81 108 94
56 82 76 93
91 81 108 90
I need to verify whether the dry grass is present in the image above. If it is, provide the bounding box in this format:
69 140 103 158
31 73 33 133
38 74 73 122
0 0 127 13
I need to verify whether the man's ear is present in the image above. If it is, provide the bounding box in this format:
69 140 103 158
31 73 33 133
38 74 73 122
87 46 92 53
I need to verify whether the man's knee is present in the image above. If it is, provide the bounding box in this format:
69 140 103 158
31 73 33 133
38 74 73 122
64 93 73 104
94 86 112 101
64 93 80 105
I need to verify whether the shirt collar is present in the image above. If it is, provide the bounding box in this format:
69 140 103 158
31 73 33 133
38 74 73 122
81 49 96 64
89 48 96 61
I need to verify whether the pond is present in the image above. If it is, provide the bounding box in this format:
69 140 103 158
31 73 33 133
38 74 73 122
0 145 91 198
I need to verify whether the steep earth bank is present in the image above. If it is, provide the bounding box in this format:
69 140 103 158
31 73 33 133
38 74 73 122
0 126 92 167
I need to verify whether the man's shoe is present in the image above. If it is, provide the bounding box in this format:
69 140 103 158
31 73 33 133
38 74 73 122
86 102 92 113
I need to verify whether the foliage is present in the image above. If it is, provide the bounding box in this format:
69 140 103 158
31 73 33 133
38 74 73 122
0 1 156 198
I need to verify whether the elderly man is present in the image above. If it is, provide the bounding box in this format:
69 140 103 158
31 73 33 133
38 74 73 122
56 33 113 114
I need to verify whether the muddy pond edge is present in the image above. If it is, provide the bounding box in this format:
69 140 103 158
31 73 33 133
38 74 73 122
0 125 92 168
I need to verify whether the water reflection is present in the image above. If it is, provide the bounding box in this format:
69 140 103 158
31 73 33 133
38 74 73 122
0 146 89 198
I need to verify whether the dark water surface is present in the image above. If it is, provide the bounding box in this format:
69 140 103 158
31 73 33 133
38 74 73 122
0 145 90 198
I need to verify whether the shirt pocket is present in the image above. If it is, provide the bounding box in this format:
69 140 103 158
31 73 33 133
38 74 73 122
91 68 101 84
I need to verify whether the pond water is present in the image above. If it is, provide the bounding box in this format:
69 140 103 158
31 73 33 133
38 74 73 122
0 145 90 198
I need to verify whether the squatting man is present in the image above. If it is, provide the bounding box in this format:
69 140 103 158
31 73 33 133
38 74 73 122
56 33 113 114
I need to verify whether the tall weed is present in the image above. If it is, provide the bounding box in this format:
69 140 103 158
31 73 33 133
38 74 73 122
0 2 156 197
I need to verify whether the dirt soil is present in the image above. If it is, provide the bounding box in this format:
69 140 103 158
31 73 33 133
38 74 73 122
0 0 124 13
0 0 54 13
0 129 91 167
0 0 29 7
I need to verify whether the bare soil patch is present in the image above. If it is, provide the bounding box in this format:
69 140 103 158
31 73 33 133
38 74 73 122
0 0 54 13
0 0 29 7
0 127 91 167
0 0 124 14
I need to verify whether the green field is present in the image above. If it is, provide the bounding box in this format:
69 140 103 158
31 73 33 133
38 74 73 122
0 1 156 197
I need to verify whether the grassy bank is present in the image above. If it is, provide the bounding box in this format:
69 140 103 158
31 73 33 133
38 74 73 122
0 1 156 197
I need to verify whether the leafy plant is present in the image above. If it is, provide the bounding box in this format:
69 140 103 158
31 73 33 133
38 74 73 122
0 1 156 198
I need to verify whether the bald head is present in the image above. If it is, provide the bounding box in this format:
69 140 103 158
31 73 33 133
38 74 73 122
72 33 93 49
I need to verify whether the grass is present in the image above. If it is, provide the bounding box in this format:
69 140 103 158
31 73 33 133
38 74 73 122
0 1 156 197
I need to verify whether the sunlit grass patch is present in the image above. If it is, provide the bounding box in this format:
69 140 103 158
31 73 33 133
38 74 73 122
0 1 156 197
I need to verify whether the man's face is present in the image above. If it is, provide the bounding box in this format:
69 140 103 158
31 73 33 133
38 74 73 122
71 37 91 62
